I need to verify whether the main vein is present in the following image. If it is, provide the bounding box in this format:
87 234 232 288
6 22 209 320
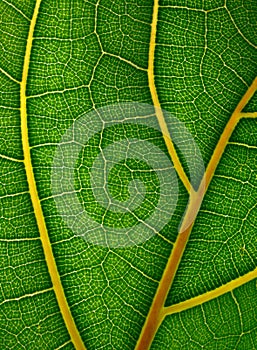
20 1 86 349
135 0 257 346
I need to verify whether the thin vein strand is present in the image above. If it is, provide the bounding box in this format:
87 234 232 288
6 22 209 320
0 66 21 84
0 154 24 162
2 0 30 21
0 288 53 306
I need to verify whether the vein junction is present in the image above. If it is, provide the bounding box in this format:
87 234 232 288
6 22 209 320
15 0 257 348
135 0 257 346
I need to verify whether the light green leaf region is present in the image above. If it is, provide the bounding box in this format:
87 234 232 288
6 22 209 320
0 0 256 349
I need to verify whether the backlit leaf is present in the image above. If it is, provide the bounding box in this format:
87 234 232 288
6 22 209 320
0 0 256 349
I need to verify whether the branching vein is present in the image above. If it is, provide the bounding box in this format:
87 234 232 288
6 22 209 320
135 0 257 345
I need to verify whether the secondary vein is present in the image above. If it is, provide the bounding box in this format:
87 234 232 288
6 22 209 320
157 77 257 319
202 77 257 190
162 267 257 317
135 3 257 344
20 1 86 349
147 0 192 194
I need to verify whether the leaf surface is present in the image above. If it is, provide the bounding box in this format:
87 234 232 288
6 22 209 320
0 0 257 349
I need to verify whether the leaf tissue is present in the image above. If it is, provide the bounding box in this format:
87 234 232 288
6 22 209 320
0 0 257 349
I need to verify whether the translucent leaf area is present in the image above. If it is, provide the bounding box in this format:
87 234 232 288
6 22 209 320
0 0 256 349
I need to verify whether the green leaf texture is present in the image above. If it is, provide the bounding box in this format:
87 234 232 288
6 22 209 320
0 0 257 349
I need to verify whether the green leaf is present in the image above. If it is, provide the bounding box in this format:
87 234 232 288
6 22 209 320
0 0 257 349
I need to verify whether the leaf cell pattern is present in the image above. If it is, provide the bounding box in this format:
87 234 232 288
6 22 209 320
0 0 257 349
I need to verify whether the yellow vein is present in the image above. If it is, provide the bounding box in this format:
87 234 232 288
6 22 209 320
136 56 257 350
134 192 202 350
240 112 257 118
162 268 257 316
20 1 86 349
202 77 257 190
156 77 257 322
147 0 191 194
